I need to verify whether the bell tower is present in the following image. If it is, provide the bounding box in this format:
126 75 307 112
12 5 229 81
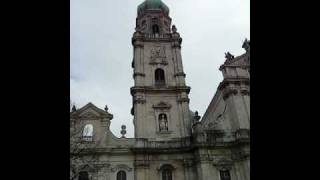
131 0 191 140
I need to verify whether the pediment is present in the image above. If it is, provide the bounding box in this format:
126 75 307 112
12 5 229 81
70 102 113 119
224 52 250 67
110 164 132 172
79 109 100 118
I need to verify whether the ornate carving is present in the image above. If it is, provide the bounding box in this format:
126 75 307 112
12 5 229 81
242 38 250 52
222 88 238 100
150 46 166 60
213 158 233 170
133 95 146 104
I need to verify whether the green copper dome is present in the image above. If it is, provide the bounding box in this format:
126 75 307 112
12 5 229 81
138 0 169 16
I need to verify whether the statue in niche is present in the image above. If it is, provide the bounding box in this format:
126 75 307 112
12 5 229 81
159 113 168 131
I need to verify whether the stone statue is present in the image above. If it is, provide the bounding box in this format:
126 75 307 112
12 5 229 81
72 105 77 112
104 105 108 112
172 25 177 33
194 111 201 122
159 114 168 131
225 52 234 61
242 38 250 52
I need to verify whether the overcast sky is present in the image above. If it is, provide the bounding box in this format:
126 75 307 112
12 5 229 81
70 0 250 138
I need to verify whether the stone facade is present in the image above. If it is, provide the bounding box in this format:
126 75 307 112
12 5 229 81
70 1 250 180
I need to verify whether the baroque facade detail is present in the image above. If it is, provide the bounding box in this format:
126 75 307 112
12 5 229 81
70 1 250 180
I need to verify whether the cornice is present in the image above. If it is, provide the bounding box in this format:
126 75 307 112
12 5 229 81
133 72 146 78
131 86 191 95
174 72 186 77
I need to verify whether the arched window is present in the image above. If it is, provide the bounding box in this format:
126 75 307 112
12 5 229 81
220 170 231 180
83 124 93 141
159 113 168 131
116 171 126 180
78 171 89 180
155 68 165 85
152 24 160 34
162 169 172 180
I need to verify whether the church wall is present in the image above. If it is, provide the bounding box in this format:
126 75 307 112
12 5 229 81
201 91 233 131
95 153 135 180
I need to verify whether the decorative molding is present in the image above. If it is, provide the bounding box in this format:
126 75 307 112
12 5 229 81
213 159 234 170
177 97 190 103
158 164 176 171
133 72 146 77
174 72 186 77
152 101 172 109
134 160 150 169
133 95 146 104
110 164 133 172
156 130 173 135
149 60 168 65
131 86 191 95
222 88 238 100
240 88 250 96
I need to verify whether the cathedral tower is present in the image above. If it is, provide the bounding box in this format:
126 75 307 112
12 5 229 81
131 0 191 140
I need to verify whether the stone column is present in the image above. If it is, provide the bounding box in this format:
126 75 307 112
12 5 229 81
133 40 145 87
172 39 186 86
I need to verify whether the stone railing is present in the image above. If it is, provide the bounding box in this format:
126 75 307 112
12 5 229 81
132 137 192 152
143 33 172 40
193 129 250 146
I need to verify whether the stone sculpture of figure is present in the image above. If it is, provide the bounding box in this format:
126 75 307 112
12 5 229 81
159 114 168 131
242 38 250 52
104 105 108 112
72 105 77 112
225 52 234 61
194 111 201 122
155 47 161 56
172 25 177 33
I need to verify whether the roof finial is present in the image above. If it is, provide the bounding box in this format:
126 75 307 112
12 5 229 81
242 38 250 52
194 111 201 122
172 25 177 33
121 125 127 138
104 105 109 112
71 105 77 112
